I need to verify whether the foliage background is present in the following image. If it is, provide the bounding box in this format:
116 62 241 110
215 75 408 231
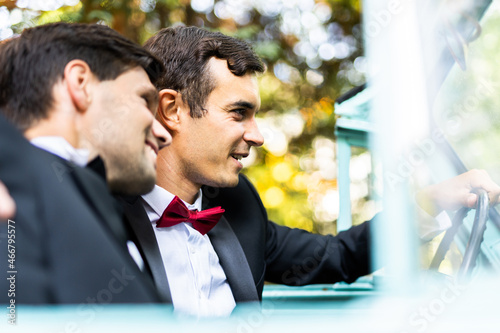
0 0 376 234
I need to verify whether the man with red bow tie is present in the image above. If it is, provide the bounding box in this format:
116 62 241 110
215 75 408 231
117 26 371 317
121 26 500 317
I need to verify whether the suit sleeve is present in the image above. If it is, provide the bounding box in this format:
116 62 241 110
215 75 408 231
264 219 373 285
0 115 53 303
240 175 374 286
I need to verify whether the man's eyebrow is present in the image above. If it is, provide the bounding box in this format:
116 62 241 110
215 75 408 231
227 101 256 110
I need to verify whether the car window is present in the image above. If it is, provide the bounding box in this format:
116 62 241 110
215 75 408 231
418 1 500 277
434 1 500 181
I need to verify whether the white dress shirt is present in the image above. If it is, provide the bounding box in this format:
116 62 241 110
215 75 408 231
141 185 236 317
417 209 452 241
30 136 145 270
31 136 89 167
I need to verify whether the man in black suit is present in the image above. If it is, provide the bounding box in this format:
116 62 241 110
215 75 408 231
122 26 500 317
0 114 161 304
113 26 372 317
0 23 170 304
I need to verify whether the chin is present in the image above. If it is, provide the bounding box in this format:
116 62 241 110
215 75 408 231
109 172 156 196
200 174 240 189
219 174 240 188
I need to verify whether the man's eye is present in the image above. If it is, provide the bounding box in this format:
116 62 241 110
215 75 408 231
232 109 246 115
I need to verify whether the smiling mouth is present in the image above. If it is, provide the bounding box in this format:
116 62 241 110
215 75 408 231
231 153 248 162
145 140 159 155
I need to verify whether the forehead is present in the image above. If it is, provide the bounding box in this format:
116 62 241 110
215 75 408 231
206 57 260 108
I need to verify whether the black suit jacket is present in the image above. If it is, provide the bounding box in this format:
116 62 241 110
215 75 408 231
121 174 372 303
0 114 161 304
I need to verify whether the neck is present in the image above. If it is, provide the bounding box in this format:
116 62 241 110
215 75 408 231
156 148 201 205
79 136 99 162
24 112 80 148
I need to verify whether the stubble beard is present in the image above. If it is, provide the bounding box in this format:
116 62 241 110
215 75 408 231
106 153 156 195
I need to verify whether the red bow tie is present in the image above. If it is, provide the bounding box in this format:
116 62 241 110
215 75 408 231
156 196 225 235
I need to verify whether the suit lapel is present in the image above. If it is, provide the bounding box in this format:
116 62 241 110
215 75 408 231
208 215 259 302
119 188 258 304
71 165 128 245
121 196 172 303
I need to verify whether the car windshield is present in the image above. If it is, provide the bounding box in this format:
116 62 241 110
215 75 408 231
416 0 500 276
434 2 500 181
359 0 500 294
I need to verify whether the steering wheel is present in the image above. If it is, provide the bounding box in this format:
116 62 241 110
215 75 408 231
429 189 489 282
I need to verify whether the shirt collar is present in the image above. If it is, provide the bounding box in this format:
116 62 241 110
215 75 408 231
30 136 89 167
142 185 203 217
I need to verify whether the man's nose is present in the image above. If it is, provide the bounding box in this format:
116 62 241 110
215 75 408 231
243 117 264 147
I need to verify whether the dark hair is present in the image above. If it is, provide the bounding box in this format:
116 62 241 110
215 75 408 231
0 22 164 130
144 26 265 118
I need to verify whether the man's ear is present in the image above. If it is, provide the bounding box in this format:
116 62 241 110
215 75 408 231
157 89 184 132
64 60 92 112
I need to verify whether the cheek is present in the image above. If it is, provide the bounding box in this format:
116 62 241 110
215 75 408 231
189 134 221 165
